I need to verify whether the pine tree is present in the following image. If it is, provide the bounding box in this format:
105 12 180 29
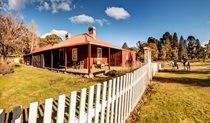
172 32 178 59
187 36 196 59
195 39 203 59
122 42 129 50
160 32 173 60
178 36 187 60
172 32 178 48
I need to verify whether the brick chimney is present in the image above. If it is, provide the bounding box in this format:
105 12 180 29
65 33 71 40
88 26 96 39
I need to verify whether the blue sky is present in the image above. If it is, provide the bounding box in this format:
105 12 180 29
4 0 210 48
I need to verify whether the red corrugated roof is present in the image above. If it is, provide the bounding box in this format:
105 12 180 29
31 33 120 54
31 44 52 54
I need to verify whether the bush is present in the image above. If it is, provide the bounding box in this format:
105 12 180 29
19 58 23 64
0 61 14 75
106 70 118 77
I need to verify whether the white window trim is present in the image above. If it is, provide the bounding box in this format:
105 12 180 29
72 48 77 61
97 47 102 60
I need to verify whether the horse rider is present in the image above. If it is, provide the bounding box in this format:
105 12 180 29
182 56 187 66
173 58 179 69
173 58 177 66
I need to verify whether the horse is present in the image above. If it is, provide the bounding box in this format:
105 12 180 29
170 61 179 70
182 60 190 71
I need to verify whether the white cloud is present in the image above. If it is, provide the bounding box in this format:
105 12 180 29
51 2 58 13
8 0 26 10
38 2 50 11
105 7 130 20
69 14 110 26
41 29 68 39
95 19 104 26
69 14 95 23
8 0 73 13
57 2 70 11
44 2 50 10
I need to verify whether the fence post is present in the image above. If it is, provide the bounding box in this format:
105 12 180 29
94 84 101 123
144 47 152 81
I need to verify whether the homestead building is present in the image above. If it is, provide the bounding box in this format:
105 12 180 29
24 26 136 76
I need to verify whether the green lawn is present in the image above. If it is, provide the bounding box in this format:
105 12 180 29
127 61 210 123
0 64 108 112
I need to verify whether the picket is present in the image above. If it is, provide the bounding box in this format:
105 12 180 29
56 94 66 123
94 84 101 123
0 109 5 123
68 91 77 123
28 102 38 123
114 77 120 123
78 88 87 123
43 98 53 123
12 106 22 123
110 78 116 123
106 80 112 123
117 76 123 123
87 86 94 123
121 75 126 122
100 82 107 123
0 62 160 123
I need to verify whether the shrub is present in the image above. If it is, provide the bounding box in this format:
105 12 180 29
106 70 118 77
19 58 23 64
0 61 14 75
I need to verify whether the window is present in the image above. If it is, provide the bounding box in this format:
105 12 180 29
97 47 102 59
59 48 64 60
72 48 77 61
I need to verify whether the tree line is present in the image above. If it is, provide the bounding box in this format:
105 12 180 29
122 32 210 61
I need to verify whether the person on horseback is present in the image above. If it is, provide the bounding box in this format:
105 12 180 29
173 58 177 66
173 58 179 69
183 56 187 66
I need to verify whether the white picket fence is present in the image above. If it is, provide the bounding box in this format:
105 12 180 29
0 63 161 123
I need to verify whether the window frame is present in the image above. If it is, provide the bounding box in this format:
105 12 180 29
72 48 78 61
97 47 102 60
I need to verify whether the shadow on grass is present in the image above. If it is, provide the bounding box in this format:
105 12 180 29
154 69 210 87
3 83 110 123
160 69 210 74
4 94 81 123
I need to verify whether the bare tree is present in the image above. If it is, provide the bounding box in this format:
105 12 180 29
29 20 37 52
0 13 25 60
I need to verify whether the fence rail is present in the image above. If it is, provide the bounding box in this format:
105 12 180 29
0 63 160 123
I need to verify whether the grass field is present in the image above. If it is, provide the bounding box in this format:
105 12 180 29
0 64 109 112
127 61 210 123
